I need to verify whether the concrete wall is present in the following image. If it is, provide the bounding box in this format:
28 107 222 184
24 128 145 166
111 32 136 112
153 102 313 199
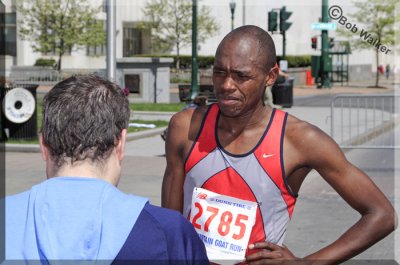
116 57 173 103
287 67 308 86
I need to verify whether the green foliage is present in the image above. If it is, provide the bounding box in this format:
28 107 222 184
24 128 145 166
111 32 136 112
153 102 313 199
339 0 398 50
17 0 106 70
136 54 311 69
337 0 399 87
139 0 219 69
130 102 185 112
171 55 215 69
170 76 191 84
34 58 57 68
136 54 215 69
277 56 311 68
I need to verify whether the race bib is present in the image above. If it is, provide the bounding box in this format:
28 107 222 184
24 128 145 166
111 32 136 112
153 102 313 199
190 188 257 262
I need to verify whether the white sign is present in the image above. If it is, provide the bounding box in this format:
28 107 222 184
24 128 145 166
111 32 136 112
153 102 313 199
189 188 257 262
3 87 36 124
311 22 337 30
279 60 288 72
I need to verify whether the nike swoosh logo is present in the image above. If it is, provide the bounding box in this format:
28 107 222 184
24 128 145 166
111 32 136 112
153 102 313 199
262 154 275 158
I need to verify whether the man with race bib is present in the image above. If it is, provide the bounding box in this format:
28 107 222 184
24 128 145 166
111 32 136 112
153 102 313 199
162 25 396 264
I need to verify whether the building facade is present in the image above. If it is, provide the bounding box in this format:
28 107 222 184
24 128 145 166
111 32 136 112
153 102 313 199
2 0 399 76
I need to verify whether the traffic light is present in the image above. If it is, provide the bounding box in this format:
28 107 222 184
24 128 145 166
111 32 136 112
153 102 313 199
311 37 317 49
279 6 292 31
268 11 278 32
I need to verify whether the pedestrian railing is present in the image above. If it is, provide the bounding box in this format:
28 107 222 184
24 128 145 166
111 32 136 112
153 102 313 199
9 66 63 86
8 66 106 86
330 94 399 149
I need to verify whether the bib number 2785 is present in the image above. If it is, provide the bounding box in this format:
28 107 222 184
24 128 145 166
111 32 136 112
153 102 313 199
189 188 257 261
192 202 248 240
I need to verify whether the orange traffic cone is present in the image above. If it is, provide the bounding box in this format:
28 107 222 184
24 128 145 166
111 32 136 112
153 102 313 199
306 70 314 86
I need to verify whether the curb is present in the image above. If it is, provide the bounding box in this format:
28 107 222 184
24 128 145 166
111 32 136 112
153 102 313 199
5 126 168 153
341 116 399 149
130 111 175 121
126 126 167 141
131 111 176 116
5 144 41 153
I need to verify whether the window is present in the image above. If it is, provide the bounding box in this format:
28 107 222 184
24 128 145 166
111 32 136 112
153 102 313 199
122 24 150 57
0 12 17 56
86 20 106 56
43 43 72 56
123 27 142 57
86 44 106 56
124 74 141 94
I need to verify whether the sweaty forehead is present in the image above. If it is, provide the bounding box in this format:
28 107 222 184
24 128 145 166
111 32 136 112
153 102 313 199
215 37 265 70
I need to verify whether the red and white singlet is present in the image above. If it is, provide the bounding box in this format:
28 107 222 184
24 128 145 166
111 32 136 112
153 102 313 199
183 103 297 250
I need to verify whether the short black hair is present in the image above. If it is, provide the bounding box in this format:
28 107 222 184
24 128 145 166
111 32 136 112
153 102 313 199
218 25 276 73
41 74 130 168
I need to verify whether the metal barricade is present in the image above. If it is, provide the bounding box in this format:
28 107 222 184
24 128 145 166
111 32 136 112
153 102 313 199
330 94 399 149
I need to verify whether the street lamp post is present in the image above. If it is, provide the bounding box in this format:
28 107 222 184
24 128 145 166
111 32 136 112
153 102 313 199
229 0 236 31
106 0 116 81
242 0 246 25
190 0 199 100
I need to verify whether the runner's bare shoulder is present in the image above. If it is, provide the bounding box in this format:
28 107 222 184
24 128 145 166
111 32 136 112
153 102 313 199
284 114 341 165
168 105 209 143
285 114 319 136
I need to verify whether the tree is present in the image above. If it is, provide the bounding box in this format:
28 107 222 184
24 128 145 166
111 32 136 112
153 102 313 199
17 0 106 71
140 0 219 69
337 0 398 87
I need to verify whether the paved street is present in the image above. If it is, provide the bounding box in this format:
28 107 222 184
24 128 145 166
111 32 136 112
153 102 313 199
5 138 397 263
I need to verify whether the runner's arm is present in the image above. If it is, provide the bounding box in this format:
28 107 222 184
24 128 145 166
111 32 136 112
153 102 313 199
300 125 397 263
246 122 397 264
162 113 188 212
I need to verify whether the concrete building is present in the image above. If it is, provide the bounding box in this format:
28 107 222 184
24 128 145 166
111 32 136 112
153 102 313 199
2 0 399 79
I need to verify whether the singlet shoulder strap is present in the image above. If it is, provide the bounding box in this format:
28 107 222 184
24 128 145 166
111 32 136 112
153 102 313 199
254 108 296 216
263 108 287 152
184 104 219 174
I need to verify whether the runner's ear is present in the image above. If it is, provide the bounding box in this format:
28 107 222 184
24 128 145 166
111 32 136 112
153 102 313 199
265 66 279 87
116 129 127 161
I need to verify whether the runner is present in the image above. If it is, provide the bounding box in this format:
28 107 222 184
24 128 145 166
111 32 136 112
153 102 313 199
162 25 396 264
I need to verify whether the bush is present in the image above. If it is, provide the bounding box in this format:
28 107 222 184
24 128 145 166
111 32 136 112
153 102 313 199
135 54 311 69
170 76 191 83
177 55 214 69
34 58 56 68
277 55 311 68
136 54 214 69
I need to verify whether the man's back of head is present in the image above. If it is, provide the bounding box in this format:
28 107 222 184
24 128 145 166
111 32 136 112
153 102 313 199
41 74 130 178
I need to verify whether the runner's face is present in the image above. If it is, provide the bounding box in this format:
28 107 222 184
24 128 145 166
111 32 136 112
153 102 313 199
212 37 272 117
